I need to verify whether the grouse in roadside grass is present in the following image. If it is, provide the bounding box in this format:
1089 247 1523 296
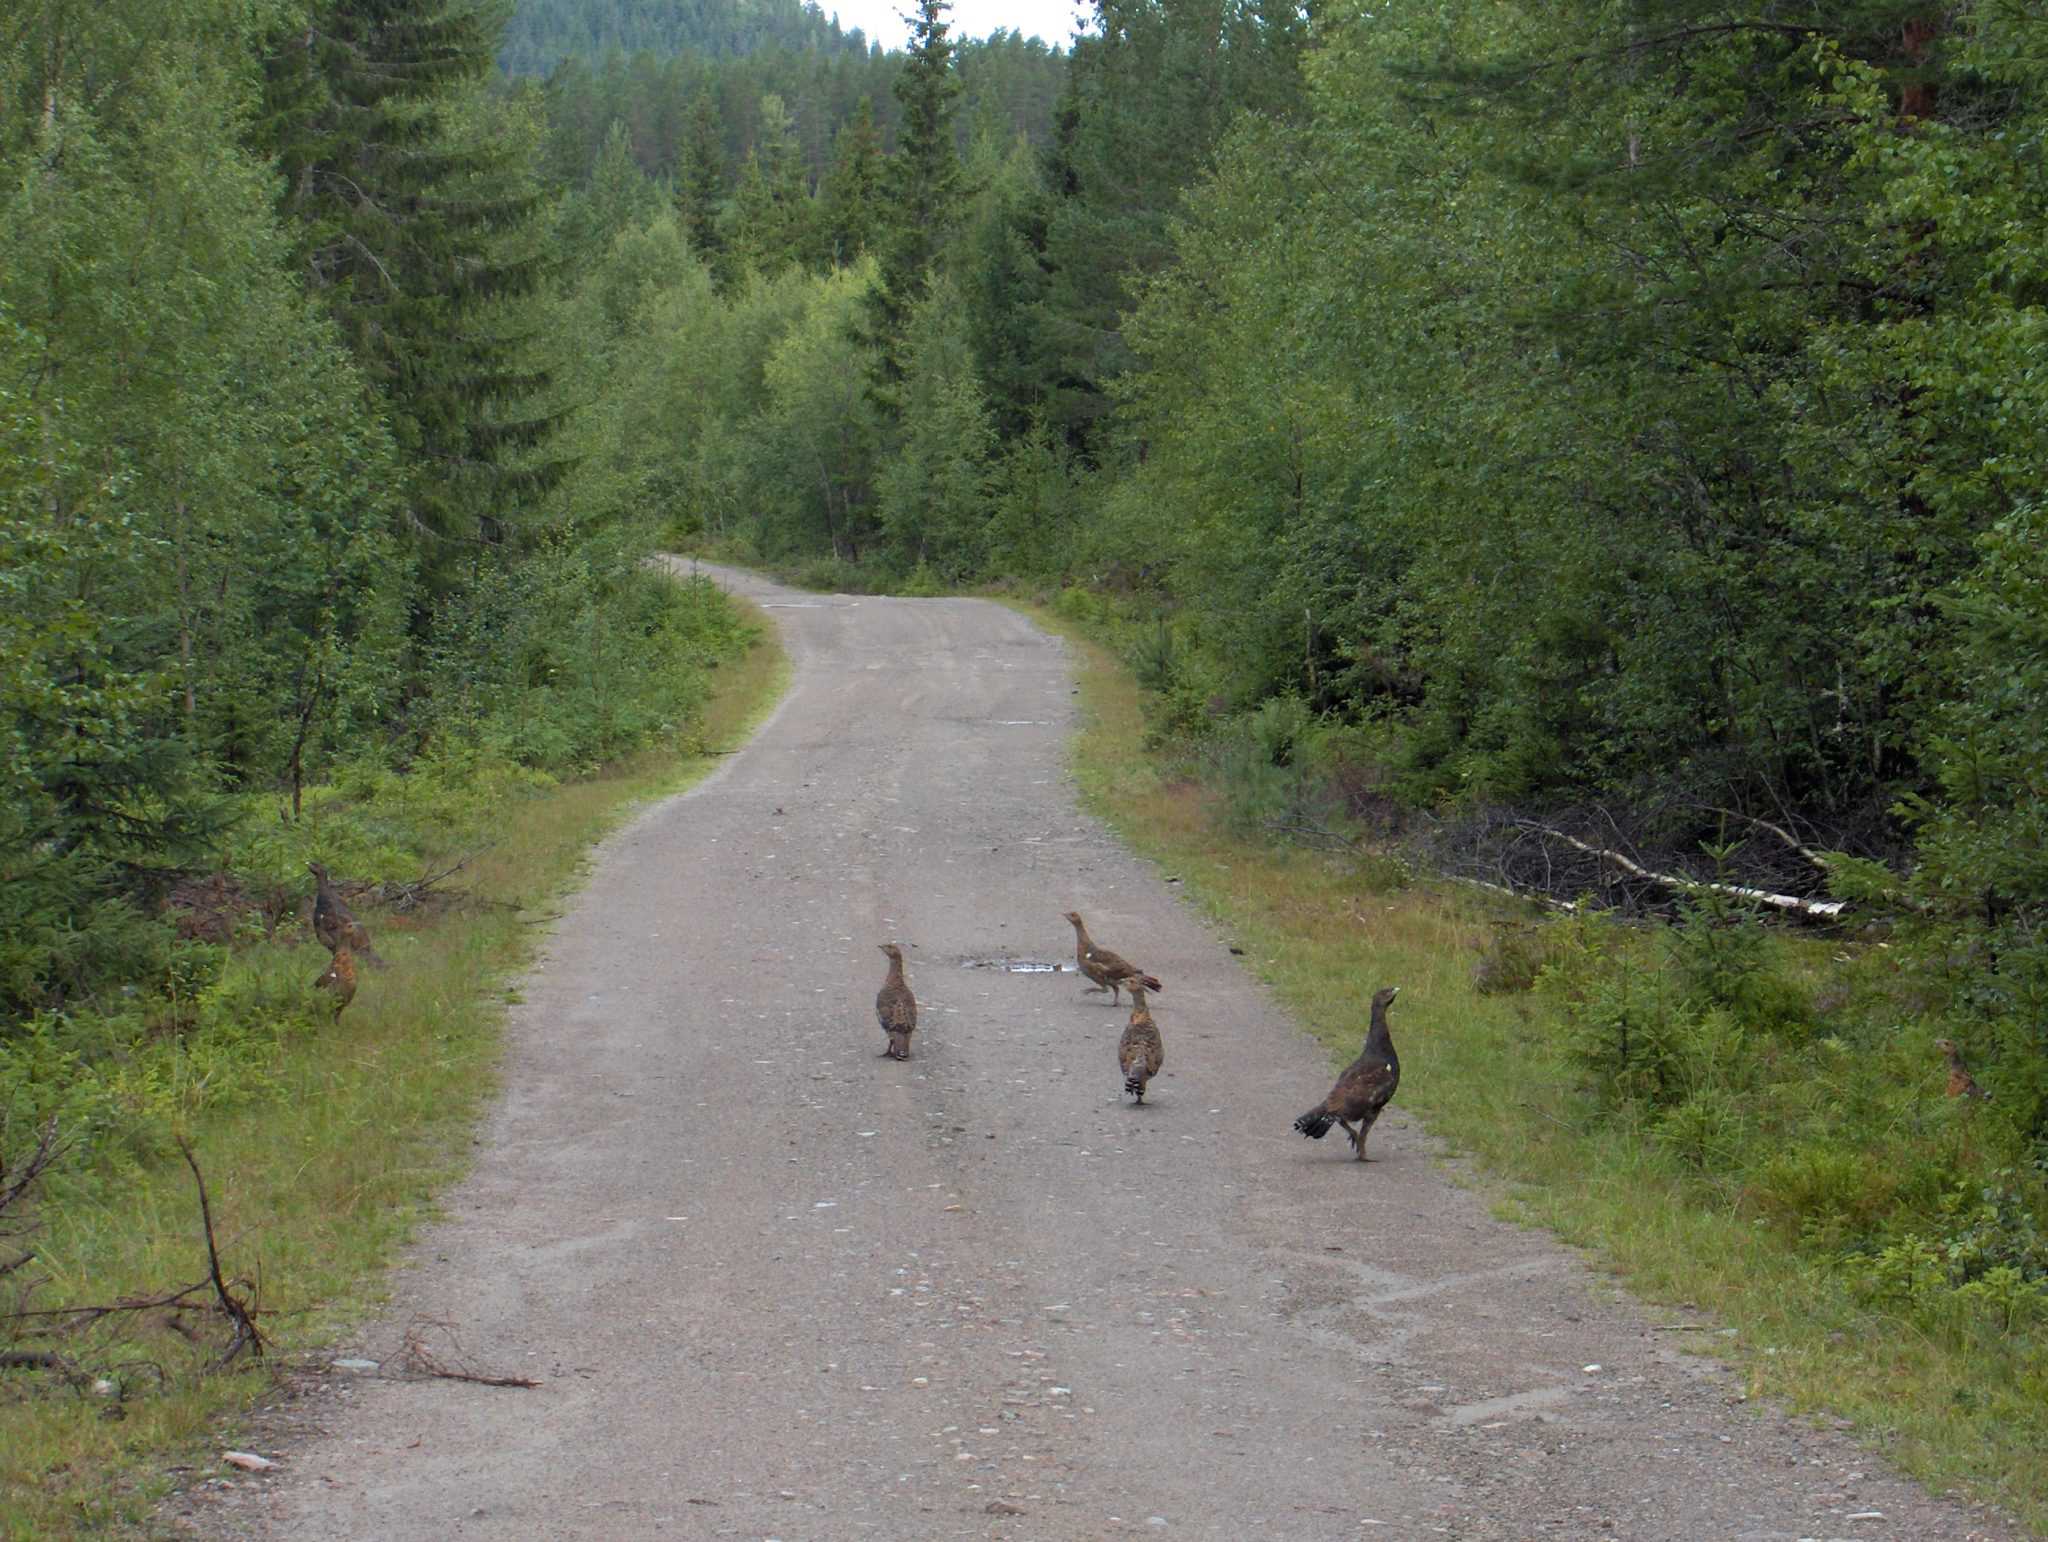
877 943 917 1061
314 944 358 1021
1294 986 1401 1161
1063 910 1161 1006
1119 982 1164 1104
1936 1038 1990 1101
308 862 386 968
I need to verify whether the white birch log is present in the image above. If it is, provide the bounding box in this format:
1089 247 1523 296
1520 823 1849 920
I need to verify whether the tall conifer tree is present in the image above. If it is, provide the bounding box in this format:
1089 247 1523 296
259 0 564 588
677 90 728 261
816 95 884 269
858 0 962 414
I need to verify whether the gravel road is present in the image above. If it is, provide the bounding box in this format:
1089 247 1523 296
186 564 2021 1541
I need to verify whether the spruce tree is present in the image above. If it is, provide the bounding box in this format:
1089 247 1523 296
858 0 963 414
259 0 564 590
815 95 884 270
1029 0 1307 455
677 90 728 262
725 94 809 278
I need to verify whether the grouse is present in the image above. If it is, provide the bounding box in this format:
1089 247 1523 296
1936 1038 1990 1100
314 944 358 1021
876 943 916 1061
1294 986 1401 1161
308 862 386 968
1063 910 1162 1006
1119 982 1164 1104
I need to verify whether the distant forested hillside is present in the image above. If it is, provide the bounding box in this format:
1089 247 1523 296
529 29 1065 192
501 0 878 75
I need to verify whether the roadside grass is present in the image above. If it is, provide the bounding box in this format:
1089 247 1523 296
0 598 787 1541
1024 601 2046 1534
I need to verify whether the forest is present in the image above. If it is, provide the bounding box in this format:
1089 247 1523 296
3 0 2047 1518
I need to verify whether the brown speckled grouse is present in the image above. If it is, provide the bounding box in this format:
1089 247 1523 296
1294 986 1401 1161
1936 1038 1990 1101
876 943 916 1060
1119 983 1164 1104
314 944 358 1021
309 862 385 968
1063 910 1161 1006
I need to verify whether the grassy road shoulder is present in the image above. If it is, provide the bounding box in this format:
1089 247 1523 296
0 593 787 1540
1026 601 2043 1535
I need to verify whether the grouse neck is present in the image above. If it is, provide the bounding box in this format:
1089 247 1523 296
1365 1002 1396 1057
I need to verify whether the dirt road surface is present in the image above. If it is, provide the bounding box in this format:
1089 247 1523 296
186 565 2020 1541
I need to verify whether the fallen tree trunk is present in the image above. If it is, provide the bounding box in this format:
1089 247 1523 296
1519 822 1849 920
1446 875 1581 914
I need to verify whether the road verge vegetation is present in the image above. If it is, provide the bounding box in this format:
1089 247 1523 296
0 579 784 1540
1025 595 2047 1533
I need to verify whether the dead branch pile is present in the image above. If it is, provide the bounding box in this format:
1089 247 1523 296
1420 798 1889 923
163 873 291 944
368 850 512 917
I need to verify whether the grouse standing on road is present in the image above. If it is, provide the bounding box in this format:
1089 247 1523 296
1063 910 1162 1006
1294 986 1402 1161
309 862 386 968
314 944 358 1021
876 943 917 1061
1119 983 1164 1104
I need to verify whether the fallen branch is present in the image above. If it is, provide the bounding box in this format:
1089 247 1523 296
1700 807 1832 873
2 1280 213 1329
377 849 495 912
399 1319 539 1389
1 1116 63 1231
1264 816 1359 852
1445 875 1581 914
0 1348 69 1371
176 1140 265 1365
1519 822 1848 920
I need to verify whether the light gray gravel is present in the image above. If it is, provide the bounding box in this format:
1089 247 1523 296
171 564 2023 1541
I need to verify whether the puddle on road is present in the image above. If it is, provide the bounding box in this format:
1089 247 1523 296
960 958 1072 974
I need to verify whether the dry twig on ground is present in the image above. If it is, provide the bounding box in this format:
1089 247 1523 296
399 1317 540 1388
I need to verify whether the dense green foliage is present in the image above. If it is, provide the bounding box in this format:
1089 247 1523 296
1 0 754 1036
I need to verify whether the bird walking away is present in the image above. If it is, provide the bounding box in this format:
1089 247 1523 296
876 943 917 1061
1063 910 1162 1006
308 862 386 968
1936 1038 1990 1101
1294 986 1401 1161
1119 982 1164 1104
314 944 358 1020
